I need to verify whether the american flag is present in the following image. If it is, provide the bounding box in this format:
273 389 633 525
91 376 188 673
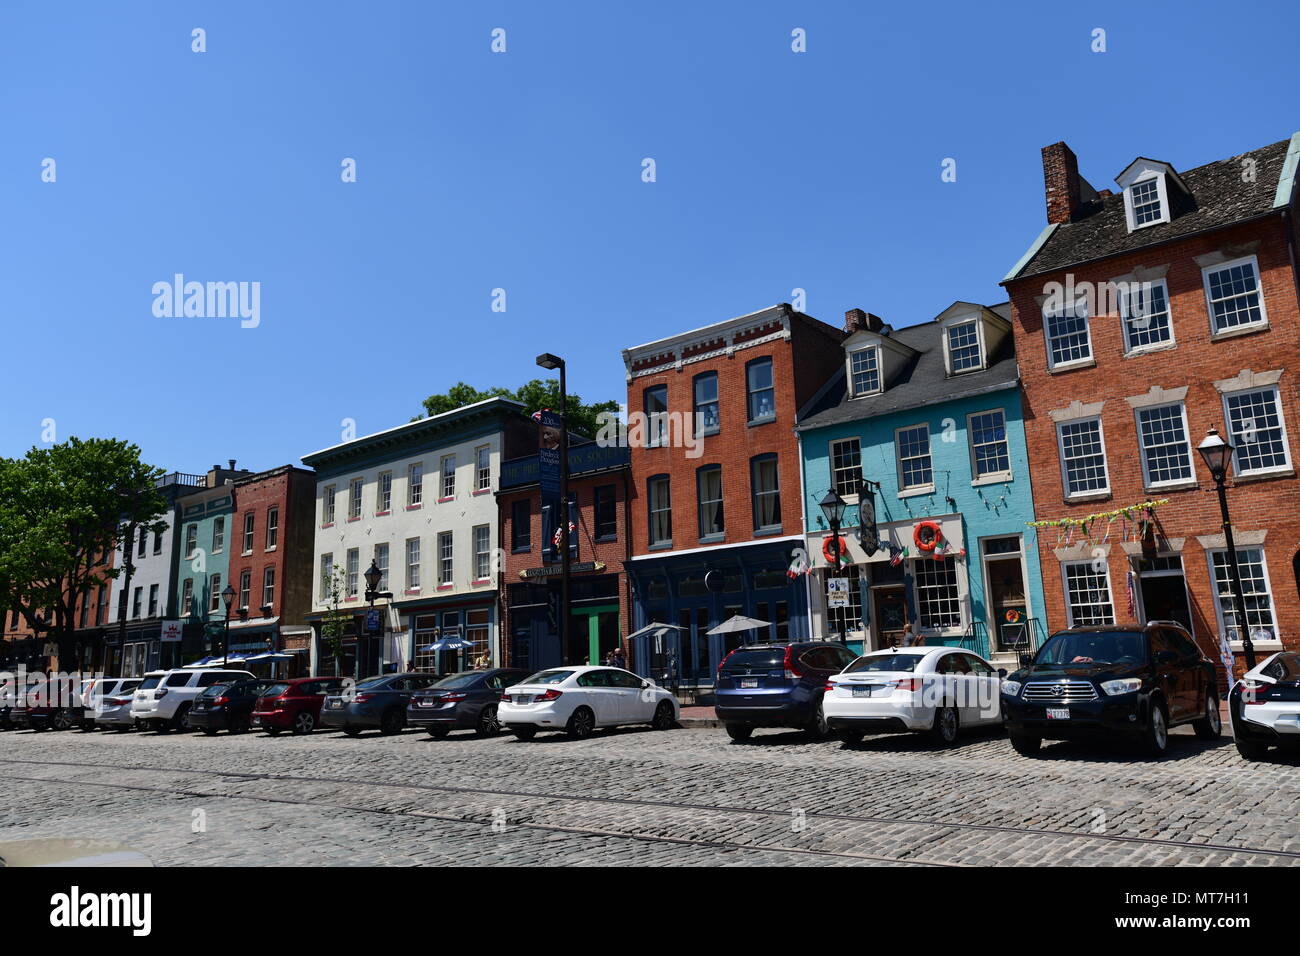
552 520 575 547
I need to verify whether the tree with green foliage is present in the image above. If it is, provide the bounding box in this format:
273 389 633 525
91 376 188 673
418 379 620 440
318 563 352 677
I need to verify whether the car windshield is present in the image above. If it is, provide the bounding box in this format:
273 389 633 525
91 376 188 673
722 649 785 668
139 676 163 690
1037 631 1146 666
844 654 924 673
261 683 291 697
201 684 231 698
433 672 482 689
523 669 573 685
354 676 390 691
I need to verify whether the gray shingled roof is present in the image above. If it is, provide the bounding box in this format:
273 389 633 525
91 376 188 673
794 320 1019 432
1008 137 1294 282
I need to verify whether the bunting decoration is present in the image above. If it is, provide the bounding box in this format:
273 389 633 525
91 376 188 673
1027 499 1169 536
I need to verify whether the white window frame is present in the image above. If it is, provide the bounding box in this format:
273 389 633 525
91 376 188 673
377 471 392 513
266 507 278 550
1055 415 1110 499
209 574 222 613
441 455 456 499
185 524 197 558
182 578 194 616
829 438 862 499
1062 560 1116 627
894 423 933 494
1041 297 1093 370
374 542 389 592
1133 401 1194 490
1221 384 1293 477
912 557 964 634
242 512 255 554
408 462 424 507
319 554 333 601
1119 278 1175 355
322 486 336 525
345 548 359 597
847 346 881 397
967 408 1012 482
475 446 491 491
212 517 224 553
1202 254 1268 336
1205 546 1279 646
1123 174 1170 231
473 524 491 581
348 479 363 519
238 570 251 610
945 320 984 374
405 537 421 590
262 567 275 609
438 531 454 585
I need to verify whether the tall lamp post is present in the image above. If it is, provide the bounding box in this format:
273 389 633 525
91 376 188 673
536 352 572 665
819 489 848 644
220 583 236 667
362 560 391 677
1196 427 1257 669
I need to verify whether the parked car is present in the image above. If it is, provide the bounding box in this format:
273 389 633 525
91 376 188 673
497 666 678 740
254 676 352 736
1229 651 1300 760
0 686 16 730
130 668 256 733
714 642 859 741
825 646 1005 746
91 678 144 731
187 679 274 735
320 673 442 736
16 675 79 731
1001 622 1220 757
408 668 532 738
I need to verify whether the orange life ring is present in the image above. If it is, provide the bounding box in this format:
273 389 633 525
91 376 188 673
822 535 848 564
913 521 943 552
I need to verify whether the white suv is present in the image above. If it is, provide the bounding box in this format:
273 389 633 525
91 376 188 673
131 668 256 733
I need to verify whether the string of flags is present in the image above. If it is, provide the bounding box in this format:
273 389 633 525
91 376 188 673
1026 499 1169 548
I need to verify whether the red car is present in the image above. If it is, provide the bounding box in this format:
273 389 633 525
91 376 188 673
252 676 351 736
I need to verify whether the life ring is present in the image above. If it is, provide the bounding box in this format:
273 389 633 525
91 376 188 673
822 535 848 564
913 521 943 552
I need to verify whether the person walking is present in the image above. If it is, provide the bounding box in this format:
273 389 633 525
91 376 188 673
610 646 627 670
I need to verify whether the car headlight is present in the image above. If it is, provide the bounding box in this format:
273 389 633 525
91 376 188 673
1100 678 1142 696
1000 680 1022 697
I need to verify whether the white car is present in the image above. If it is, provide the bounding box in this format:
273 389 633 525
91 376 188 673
89 677 144 731
824 646 1005 746
1230 650 1300 760
130 668 255 733
497 665 679 740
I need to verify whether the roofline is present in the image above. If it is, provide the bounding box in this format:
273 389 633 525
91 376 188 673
232 464 314 486
1273 132 1300 208
622 303 790 357
1002 223 1059 283
793 373 1020 433
300 396 527 464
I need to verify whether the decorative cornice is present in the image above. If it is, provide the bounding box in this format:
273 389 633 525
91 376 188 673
1108 263 1170 285
1193 240 1261 269
1125 384 1189 409
1054 542 1109 562
1120 536 1184 556
627 323 790 381
1049 399 1105 424
1213 368 1283 393
1195 529 1267 550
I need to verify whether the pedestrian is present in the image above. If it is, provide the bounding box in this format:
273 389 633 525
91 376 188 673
901 622 923 647
610 646 627 670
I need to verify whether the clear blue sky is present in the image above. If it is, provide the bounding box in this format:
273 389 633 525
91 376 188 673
3 0 1296 474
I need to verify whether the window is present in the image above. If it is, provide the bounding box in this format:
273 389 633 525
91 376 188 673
1057 418 1109 497
1204 257 1266 334
511 499 532 551
132 587 142 620
476 446 491 491
209 574 222 613
407 463 423 506
644 385 668 447
438 532 454 585
212 517 224 552
750 455 781 532
1063 561 1115 626
1120 279 1173 352
1135 403 1193 487
148 584 158 617
406 538 421 589
137 527 147 558
153 530 162 554
1043 299 1092 368
239 570 251 609
1129 177 1163 226
914 558 961 630
261 568 276 609
594 485 617 540
440 455 456 498
1210 548 1277 643
648 476 672 546
346 549 359 597
849 347 880 396
694 373 719 434
319 554 333 601
473 525 491 580
697 466 724 538
185 524 197 558
830 439 862 497
348 479 362 519
1223 386 1290 475
465 608 491 668
969 410 1011 479
80 599 89 629
826 564 864 635
322 485 336 524
182 578 194 616
242 513 255 553
374 543 389 592
947 321 982 373
746 358 776 422
266 507 278 549
896 425 933 490
377 472 392 512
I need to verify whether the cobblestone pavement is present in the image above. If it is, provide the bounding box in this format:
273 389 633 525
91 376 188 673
2 722 1299 866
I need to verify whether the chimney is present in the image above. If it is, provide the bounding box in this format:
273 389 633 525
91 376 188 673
228 459 237 471
844 309 885 334
1042 142 1084 225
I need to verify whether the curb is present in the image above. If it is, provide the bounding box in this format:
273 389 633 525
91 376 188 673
678 717 723 730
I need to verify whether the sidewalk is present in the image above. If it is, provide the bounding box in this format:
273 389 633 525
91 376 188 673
677 704 722 729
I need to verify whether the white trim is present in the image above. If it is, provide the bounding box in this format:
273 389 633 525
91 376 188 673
1122 171 1171 231
1220 383 1293 477
1133 400 1195 491
1203 545 1280 644
1042 295 1093 371
1061 559 1116 628
1202 254 1269 337
1056 415 1111 499
966 408 1012 483
1119 277 1175 355
894 422 933 493
941 314 986 375
846 344 883 397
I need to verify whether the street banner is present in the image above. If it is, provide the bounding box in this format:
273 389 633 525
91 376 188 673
538 409 563 499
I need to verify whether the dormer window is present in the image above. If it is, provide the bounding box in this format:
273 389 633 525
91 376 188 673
946 320 983 373
848 346 880 396
1116 158 1182 233
1129 177 1163 226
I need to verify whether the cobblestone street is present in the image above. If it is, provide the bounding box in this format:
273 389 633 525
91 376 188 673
3 721 1299 867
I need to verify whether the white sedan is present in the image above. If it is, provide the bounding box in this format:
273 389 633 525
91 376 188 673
824 646 1005 746
498 666 679 740
1230 650 1300 760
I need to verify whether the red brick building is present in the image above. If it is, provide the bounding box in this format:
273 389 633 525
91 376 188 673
619 303 846 688
497 444 632 672
1003 132 1300 678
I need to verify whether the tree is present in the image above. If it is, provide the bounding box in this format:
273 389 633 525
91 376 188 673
418 379 620 440
318 563 352 677
0 438 167 671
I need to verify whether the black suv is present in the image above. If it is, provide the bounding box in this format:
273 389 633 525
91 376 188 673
714 642 858 741
1001 622 1220 757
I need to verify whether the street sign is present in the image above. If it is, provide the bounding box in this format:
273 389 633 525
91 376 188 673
160 620 182 642
364 608 382 635
827 577 850 609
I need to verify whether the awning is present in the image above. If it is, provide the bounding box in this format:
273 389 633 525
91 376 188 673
418 638 474 652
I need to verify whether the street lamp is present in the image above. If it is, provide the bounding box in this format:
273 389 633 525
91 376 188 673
819 489 849 644
536 352 572 666
220 583 236 667
1196 427 1256 669
362 560 386 678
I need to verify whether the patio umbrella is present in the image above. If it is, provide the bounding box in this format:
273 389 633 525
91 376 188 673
429 638 474 651
624 622 686 642
706 614 770 635
183 656 217 668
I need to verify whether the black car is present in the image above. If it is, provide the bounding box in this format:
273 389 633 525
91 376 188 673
714 642 859 741
187 680 273 735
1001 622 1220 756
320 672 442 736
407 668 531 738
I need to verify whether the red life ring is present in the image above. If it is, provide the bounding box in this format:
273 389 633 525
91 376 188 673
913 521 943 552
822 535 848 564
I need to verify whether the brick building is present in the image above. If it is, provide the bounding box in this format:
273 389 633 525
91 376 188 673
620 303 846 689
497 443 632 671
1002 132 1300 677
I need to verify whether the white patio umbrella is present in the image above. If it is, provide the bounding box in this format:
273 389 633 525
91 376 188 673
625 622 686 642
706 614 770 636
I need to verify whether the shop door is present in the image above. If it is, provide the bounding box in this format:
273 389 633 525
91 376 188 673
871 586 908 650
578 606 620 666
986 556 1029 652
1139 571 1193 634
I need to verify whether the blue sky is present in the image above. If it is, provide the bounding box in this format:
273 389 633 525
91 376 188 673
3 0 1296 474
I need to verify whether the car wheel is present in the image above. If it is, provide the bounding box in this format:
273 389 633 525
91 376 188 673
651 700 675 730
171 705 191 733
1143 701 1169 757
292 712 315 736
840 730 865 745
52 711 72 731
805 701 830 739
201 728 218 737
1192 690 1222 739
566 706 595 740
511 726 538 741
379 709 404 736
725 723 753 742
929 706 959 746
153 720 170 734
429 726 452 739
475 705 501 737
1009 732 1041 756
342 726 362 737
1235 738 1269 761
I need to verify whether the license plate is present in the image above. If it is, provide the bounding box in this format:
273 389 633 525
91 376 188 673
852 686 874 698
514 695 530 704
740 679 758 689
328 700 342 709
252 717 261 724
1046 707 1069 720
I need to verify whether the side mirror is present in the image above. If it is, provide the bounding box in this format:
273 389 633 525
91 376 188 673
997 668 1008 679
641 680 651 689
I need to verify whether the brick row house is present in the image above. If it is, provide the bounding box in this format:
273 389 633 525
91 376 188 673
1002 132 1300 677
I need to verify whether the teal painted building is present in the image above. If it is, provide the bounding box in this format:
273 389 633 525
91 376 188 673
796 303 1047 664
173 464 248 658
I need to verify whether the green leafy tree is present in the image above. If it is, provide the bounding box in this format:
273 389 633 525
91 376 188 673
418 379 620 440
318 564 352 677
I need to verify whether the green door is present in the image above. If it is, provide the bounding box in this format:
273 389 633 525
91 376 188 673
573 604 619 665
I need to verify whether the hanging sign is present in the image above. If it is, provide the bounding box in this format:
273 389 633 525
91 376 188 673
827 577 851 609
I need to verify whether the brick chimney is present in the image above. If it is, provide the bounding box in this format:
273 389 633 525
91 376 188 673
844 308 885 334
1042 142 1085 225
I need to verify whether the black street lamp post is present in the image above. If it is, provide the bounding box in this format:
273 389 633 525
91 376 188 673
362 560 390 678
220 583 236 667
1196 427 1257 669
536 352 572 665
819 489 849 644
